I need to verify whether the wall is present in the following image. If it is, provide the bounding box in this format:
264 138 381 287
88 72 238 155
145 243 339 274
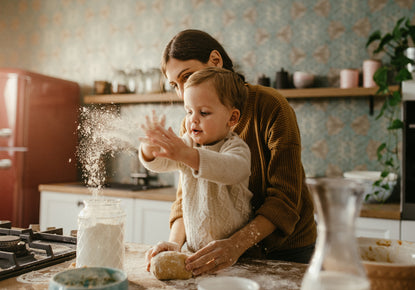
1 0 414 181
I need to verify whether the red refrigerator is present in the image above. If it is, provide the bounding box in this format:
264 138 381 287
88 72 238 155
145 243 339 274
0 68 80 228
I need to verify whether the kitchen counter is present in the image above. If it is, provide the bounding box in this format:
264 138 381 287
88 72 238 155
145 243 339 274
40 183 401 219
0 243 307 289
39 182 177 202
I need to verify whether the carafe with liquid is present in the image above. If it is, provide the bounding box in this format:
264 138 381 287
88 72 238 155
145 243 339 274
301 177 370 290
76 199 126 270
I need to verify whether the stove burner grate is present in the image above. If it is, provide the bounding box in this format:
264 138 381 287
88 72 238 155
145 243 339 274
0 220 76 281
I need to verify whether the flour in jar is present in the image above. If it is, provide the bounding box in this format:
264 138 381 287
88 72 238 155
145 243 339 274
76 222 125 270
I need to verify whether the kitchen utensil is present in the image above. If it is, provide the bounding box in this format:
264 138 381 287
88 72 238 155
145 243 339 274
363 59 382 88
343 171 397 203
340 69 359 88
301 177 370 290
359 237 415 290
257 74 270 86
293 71 314 88
275 68 289 89
49 267 128 290
76 199 126 270
198 276 259 290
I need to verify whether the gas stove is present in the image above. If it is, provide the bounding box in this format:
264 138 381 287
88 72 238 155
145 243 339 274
0 221 76 281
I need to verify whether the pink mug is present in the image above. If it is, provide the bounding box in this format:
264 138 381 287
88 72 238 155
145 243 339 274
363 59 382 88
340 69 359 88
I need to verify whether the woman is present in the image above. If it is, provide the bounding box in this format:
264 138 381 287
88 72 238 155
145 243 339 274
146 29 317 276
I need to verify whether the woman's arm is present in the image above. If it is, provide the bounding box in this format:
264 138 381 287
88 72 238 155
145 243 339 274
185 215 275 275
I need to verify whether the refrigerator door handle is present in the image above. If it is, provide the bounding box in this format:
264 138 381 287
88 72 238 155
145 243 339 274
0 128 12 137
0 158 12 169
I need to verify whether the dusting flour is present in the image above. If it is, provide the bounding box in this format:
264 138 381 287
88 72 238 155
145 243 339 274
77 106 143 196
76 222 125 269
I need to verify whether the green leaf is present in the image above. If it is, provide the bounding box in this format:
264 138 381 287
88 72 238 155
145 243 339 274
381 171 389 178
375 34 394 53
388 119 404 130
373 67 389 87
377 143 386 160
388 91 402 106
395 68 412 83
366 31 382 48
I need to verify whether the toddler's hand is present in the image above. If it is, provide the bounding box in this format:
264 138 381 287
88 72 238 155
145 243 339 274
145 241 181 271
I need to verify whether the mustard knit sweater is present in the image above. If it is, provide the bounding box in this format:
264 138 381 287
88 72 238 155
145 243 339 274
170 84 317 255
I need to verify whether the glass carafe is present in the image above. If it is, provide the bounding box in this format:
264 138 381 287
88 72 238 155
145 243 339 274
76 199 126 270
301 177 370 290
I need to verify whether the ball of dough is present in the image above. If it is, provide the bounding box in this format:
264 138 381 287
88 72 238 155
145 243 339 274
150 251 192 280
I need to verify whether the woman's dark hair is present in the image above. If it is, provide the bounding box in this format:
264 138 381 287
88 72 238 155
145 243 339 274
161 29 244 81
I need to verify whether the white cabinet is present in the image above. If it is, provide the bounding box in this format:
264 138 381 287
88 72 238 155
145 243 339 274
356 217 400 240
39 191 85 236
401 220 415 242
40 190 172 244
133 199 172 245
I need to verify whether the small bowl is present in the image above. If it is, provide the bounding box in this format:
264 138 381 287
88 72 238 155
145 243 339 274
343 171 397 203
359 237 415 290
197 276 259 290
49 267 128 290
293 71 315 88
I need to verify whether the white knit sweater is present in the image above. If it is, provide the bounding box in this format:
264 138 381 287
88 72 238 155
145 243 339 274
139 131 253 252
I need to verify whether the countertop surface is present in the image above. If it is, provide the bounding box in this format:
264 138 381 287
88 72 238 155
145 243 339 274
0 243 307 289
40 183 402 220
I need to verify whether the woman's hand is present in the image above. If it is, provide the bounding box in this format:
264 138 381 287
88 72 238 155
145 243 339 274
185 238 246 276
145 241 181 271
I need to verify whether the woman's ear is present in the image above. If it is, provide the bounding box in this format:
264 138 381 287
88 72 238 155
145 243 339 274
228 109 240 127
208 50 223 68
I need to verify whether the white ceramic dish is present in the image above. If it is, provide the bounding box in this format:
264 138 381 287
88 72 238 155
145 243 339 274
197 276 259 290
343 171 397 202
293 71 314 88
358 237 415 290
49 267 128 290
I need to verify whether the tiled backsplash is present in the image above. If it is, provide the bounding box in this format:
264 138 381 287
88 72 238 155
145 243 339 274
0 0 413 181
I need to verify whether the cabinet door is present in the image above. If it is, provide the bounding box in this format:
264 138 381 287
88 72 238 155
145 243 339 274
133 199 172 244
401 220 415 242
356 217 400 240
40 191 86 235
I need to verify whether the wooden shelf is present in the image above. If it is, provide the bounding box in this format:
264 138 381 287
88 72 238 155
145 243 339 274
83 91 179 104
83 86 400 104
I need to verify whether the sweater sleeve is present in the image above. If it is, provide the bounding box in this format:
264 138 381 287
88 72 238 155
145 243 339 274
193 135 251 185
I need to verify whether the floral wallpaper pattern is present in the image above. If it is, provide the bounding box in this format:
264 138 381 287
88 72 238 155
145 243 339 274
0 0 414 182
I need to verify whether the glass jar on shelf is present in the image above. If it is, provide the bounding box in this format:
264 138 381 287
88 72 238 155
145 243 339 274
126 70 137 93
134 69 145 94
144 68 163 93
111 69 128 94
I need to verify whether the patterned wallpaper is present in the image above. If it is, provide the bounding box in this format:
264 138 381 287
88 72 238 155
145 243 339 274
1 0 414 181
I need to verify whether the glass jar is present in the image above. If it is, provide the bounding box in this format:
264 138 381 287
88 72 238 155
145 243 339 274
111 69 128 94
144 68 163 93
301 177 370 290
76 199 126 270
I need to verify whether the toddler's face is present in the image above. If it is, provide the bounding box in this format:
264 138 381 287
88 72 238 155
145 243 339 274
184 82 234 145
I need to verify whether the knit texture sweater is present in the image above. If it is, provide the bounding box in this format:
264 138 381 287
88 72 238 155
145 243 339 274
139 131 253 252
170 84 317 256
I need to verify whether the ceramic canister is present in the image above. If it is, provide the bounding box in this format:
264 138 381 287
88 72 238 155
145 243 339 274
340 69 359 88
363 59 381 88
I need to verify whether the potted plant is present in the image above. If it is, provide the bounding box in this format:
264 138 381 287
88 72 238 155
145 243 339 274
365 17 415 202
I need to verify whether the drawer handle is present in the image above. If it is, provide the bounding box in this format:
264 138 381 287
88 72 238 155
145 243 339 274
0 128 12 138
0 159 12 169
77 201 85 207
